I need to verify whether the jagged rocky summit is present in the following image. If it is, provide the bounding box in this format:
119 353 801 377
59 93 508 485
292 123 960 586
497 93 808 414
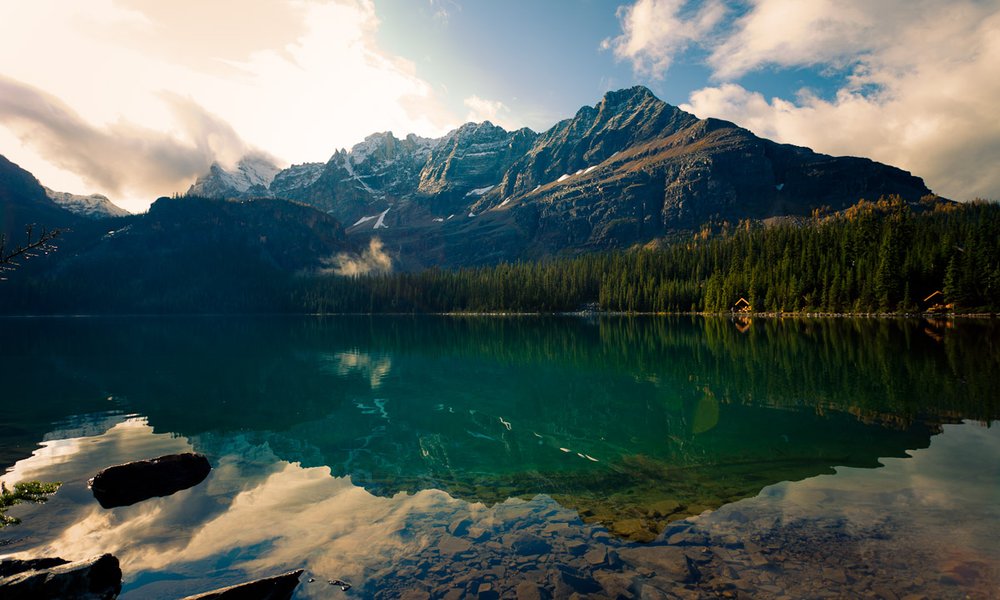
186 86 933 268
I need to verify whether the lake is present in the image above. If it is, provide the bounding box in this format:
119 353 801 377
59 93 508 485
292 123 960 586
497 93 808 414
1 316 998 598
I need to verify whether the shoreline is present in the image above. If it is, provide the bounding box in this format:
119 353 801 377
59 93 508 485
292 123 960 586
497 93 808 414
0 310 996 319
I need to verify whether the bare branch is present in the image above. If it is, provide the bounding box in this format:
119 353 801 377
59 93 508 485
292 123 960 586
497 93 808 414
0 225 63 277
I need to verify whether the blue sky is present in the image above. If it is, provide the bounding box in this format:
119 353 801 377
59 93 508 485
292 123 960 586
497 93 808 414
0 0 997 211
374 0 841 129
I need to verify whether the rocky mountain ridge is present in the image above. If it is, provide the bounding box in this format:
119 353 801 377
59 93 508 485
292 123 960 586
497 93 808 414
187 152 282 199
185 86 933 267
0 155 82 239
43 187 130 219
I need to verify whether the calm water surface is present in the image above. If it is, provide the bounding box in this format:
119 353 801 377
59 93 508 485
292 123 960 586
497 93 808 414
0 316 997 599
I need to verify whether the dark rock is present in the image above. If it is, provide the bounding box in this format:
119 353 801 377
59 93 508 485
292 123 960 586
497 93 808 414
618 545 703 583
584 546 608 566
511 534 552 556
556 565 602 594
0 553 121 600
0 557 69 578
90 452 211 508
564 540 588 556
684 555 703 583
181 569 304 600
666 529 710 546
437 535 473 555
447 517 472 537
515 581 550 600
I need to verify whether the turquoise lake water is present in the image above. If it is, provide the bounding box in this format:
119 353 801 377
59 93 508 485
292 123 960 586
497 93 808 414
1 316 997 598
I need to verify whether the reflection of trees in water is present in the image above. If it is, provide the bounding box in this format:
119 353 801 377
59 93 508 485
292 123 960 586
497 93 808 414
1 316 995 540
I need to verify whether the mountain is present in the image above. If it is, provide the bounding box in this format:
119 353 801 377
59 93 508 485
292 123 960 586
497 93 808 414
0 154 81 240
281 132 438 225
44 187 130 219
0 195 357 313
415 121 538 214
186 152 282 198
453 87 932 260
186 86 934 268
0 151 358 312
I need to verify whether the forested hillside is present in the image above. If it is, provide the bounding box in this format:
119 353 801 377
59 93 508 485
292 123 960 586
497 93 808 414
296 197 1000 314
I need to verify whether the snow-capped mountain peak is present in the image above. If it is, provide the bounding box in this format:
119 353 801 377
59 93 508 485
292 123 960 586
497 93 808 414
44 187 130 219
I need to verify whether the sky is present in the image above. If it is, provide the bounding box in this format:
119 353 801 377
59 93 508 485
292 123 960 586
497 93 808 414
0 0 998 213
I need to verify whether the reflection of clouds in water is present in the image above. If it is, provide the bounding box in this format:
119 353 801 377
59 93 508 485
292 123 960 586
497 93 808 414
3 417 182 486
321 350 393 390
169 465 459 584
3 418 198 568
716 421 1000 559
2 418 478 595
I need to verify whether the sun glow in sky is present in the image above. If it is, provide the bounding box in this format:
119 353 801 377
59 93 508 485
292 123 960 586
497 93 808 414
1 0 998 213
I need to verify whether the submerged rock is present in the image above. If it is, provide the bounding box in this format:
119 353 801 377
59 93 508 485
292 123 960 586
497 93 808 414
90 453 211 508
181 570 304 600
0 553 122 599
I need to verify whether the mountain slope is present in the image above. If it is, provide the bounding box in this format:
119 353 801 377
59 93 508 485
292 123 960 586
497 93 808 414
44 187 130 219
187 153 282 198
0 154 81 239
185 86 935 268
0 190 357 313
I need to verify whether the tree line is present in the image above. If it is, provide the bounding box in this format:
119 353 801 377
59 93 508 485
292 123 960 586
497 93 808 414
295 197 1000 314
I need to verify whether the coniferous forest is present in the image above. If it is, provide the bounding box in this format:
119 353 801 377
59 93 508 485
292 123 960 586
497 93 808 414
2 197 998 315
295 197 1000 315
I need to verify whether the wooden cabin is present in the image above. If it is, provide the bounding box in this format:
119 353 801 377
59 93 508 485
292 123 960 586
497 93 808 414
731 297 752 313
922 290 954 313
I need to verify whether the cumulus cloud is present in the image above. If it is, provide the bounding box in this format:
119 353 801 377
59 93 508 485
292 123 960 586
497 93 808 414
602 0 726 76
609 0 1000 200
0 76 255 200
683 1 1000 200
706 0 878 80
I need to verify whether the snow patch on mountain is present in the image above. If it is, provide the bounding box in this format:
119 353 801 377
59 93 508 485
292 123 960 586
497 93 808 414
373 207 390 229
465 185 495 197
188 153 281 198
44 187 130 219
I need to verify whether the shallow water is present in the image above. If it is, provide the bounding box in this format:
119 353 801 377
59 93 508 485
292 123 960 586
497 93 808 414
0 316 997 598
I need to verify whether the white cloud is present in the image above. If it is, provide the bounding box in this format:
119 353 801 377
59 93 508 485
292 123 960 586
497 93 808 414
0 0 461 212
0 76 255 204
607 0 1000 200
464 95 518 130
706 0 877 80
681 1 1000 201
602 0 726 77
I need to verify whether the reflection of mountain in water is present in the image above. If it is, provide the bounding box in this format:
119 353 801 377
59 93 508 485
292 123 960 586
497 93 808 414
1 316 996 540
